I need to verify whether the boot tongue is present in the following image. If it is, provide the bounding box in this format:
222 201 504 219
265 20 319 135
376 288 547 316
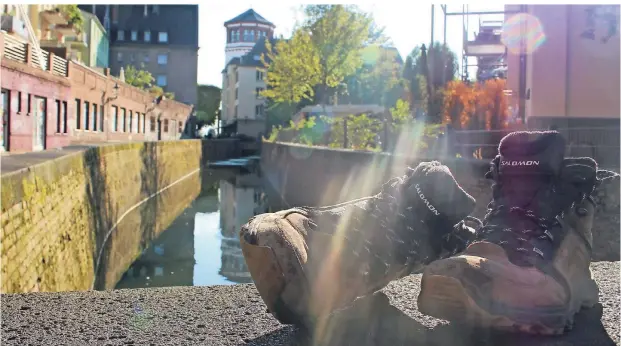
497 131 566 209
498 131 566 176
405 162 476 226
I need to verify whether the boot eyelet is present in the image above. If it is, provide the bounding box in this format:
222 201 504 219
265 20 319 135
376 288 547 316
575 207 589 216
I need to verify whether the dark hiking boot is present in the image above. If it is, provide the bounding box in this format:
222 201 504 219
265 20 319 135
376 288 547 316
417 131 619 335
239 161 476 330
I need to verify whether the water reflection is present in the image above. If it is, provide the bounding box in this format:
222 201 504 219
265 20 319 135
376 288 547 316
115 170 274 289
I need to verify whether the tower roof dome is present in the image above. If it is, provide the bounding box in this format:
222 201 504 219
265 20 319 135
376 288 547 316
224 9 274 27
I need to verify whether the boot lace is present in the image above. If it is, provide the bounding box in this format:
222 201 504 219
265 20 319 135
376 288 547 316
472 157 618 266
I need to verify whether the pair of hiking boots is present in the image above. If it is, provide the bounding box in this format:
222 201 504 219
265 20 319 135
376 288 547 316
239 131 618 336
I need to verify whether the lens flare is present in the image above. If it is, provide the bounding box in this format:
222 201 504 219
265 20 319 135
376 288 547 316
502 13 546 55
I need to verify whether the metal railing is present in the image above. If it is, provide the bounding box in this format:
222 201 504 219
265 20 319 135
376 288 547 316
2 32 69 76
30 48 49 70
270 120 620 167
3 34 27 62
51 55 67 76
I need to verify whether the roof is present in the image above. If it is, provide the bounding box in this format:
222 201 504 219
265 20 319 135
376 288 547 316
224 9 274 27
222 38 278 72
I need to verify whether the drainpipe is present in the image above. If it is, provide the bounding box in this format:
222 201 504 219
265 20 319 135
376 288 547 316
564 5 571 124
517 4 528 125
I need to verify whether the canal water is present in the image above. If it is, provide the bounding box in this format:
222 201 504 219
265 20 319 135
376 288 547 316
114 169 283 289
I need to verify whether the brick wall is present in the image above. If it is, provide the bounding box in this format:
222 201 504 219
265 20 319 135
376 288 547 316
1 32 193 153
261 142 620 261
0 139 240 293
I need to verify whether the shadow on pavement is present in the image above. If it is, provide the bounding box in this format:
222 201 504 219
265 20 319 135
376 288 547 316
246 292 615 346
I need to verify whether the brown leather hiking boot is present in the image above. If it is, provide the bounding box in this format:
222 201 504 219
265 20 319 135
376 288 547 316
417 131 619 335
239 161 477 331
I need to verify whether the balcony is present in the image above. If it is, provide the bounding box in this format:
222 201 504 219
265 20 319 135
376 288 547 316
65 32 88 49
1 15 29 41
54 23 80 37
40 9 69 26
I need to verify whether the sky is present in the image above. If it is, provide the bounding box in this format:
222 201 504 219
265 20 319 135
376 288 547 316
198 3 506 87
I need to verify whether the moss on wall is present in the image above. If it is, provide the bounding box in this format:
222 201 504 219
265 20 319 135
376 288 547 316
1 139 239 293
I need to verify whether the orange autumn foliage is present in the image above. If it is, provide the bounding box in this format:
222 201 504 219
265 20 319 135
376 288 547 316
443 80 476 129
442 79 510 130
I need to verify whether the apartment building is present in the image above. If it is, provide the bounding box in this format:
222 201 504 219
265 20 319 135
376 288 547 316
80 5 199 106
505 5 620 128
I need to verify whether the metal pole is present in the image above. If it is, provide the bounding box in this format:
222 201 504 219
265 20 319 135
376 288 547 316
517 5 527 123
430 5 435 48
443 5 447 46
442 5 447 84
343 118 348 149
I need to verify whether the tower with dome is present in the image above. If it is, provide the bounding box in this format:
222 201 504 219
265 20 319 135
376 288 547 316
220 9 275 138
223 9 275 65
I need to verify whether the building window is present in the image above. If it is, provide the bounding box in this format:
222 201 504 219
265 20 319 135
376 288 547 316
75 99 81 129
255 87 264 98
17 92 22 113
92 103 98 131
131 30 138 41
112 106 118 132
84 101 90 130
62 101 68 133
256 70 264 81
178 121 183 134
27 94 31 114
55 100 62 133
99 105 104 132
158 32 168 43
130 53 135 62
117 52 123 63
250 30 255 41
163 119 169 132
117 30 125 41
156 75 167 86
121 107 127 132
144 54 150 63
112 5 119 24
157 54 168 65
234 30 240 42
255 104 264 117
137 112 141 133
144 30 151 42
142 114 146 133
150 116 156 132
129 110 133 132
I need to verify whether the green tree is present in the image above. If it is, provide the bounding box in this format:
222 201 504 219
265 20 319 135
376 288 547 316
262 31 321 104
303 5 373 105
403 43 457 103
402 43 457 123
124 64 174 99
196 84 221 124
124 64 154 90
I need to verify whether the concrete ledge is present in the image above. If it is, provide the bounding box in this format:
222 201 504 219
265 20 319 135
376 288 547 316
1 262 618 345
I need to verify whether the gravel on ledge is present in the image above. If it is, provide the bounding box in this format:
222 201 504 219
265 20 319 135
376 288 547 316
1 261 618 346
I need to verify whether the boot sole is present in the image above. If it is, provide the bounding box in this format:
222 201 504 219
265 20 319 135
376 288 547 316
418 274 585 335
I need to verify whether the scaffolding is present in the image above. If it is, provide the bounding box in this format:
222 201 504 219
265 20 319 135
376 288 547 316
435 4 527 119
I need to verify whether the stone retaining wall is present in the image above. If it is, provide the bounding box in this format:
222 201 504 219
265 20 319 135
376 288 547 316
0 139 240 293
261 142 620 261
